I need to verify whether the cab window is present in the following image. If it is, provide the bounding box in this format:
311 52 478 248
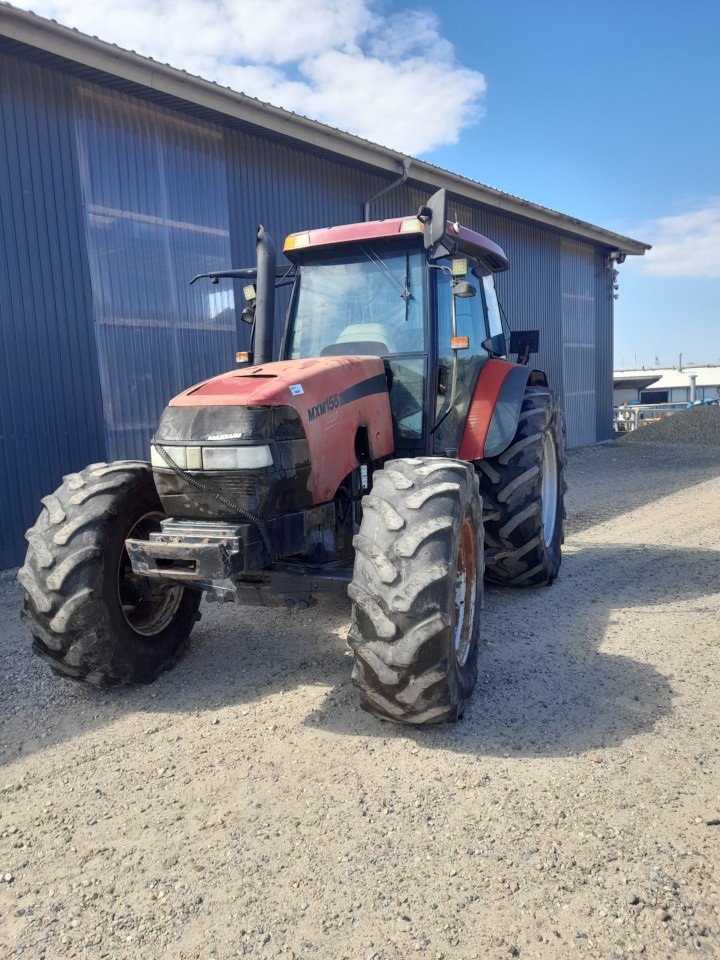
285 244 425 359
435 262 488 417
482 274 503 337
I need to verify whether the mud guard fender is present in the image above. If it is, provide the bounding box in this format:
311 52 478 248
459 360 547 461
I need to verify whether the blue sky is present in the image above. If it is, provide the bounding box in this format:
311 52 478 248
418 0 720 369
14 0 719 368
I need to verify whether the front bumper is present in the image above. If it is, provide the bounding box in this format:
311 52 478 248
125 508 350 606
126 519 258 595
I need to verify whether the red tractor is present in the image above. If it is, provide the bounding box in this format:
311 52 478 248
19 190 565 724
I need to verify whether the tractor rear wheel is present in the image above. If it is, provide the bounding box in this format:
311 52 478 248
477 386 566 586
18 462 201 685
348 457 483 724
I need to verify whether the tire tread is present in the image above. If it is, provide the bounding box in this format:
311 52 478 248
349 457 483 724
19 461 200 685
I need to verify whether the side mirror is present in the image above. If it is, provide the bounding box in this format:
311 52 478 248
418 188 447 249
418 188 457 258
482 333 507 358
240 304 255 325
509 329 540 365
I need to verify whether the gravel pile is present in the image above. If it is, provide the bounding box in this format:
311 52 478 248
622 403 720 445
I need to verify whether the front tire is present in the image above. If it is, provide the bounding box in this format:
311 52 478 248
348 458 483 724
477 386 566 586
18 462 201 685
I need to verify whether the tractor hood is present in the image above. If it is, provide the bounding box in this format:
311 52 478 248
171 356 387 416
161 356 395 505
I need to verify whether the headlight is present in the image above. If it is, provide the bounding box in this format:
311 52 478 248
202 445 273 470
151 444 272 470
151 445 200 469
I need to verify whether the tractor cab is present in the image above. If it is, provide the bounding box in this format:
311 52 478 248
281 196 511 458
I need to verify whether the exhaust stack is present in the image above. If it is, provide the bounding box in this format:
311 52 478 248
254 225 276 366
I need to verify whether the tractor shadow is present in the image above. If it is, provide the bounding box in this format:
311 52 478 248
0 542 715 764
306 542 718 757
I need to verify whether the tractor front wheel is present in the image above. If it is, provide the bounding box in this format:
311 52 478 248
348 457 483 724
18 462 201 685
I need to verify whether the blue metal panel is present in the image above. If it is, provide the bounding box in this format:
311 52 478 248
560 238 597 447
72 82 236 460
0 52 105 568
594 248 614 441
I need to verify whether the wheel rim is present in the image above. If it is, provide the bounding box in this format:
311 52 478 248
117 512 183 637
453 517 477 667
541 431 558 544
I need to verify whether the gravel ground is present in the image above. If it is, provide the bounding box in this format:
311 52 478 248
622 404 720 445
1 442 719 960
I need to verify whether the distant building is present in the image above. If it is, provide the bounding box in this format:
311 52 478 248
613 365 720 405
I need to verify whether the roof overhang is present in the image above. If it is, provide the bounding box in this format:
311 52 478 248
613 377 661 391
0 3 650 257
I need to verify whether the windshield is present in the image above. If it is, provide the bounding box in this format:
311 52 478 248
285 243 426 359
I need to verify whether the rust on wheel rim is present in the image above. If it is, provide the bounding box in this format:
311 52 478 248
453 517 477 666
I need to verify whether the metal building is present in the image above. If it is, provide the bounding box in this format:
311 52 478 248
0 5 648 568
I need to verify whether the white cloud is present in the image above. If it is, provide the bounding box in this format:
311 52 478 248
11 0 486 154
634 199 720 278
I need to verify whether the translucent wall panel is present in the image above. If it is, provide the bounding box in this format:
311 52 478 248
561 239 597 447
74 84 236 459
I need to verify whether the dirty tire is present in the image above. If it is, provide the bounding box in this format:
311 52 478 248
477 386 566 586
18 461 201 685
348 457 483 724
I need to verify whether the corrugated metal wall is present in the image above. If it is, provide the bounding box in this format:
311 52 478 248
594 249 614 442
0 45 615 567
0 53 106 569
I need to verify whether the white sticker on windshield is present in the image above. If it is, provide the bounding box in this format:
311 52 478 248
289 384 304 396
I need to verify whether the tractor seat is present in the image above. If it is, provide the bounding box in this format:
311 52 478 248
320 323 396 357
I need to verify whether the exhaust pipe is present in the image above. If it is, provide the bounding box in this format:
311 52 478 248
254 225 276 366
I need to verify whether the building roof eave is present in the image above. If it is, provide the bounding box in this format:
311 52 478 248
613 377 662 391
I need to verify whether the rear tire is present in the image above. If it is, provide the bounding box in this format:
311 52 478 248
18 462 201 685
348 457 483 724
477 386 566 586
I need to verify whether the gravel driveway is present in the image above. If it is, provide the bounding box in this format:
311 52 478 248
1 442 719 960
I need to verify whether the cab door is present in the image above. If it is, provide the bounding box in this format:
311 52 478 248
432 259 491 456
